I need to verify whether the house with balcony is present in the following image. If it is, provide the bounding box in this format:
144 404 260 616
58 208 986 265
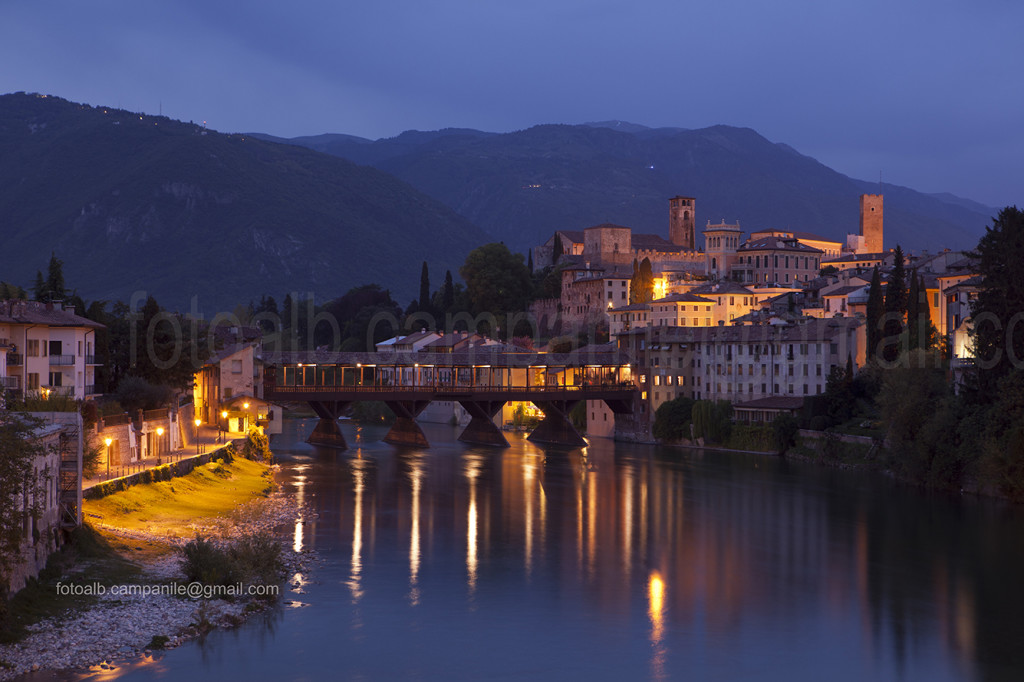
0 300 103 401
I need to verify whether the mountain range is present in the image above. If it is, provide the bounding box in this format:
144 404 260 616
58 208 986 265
0 93 997 313
0 93 488 312
254 122 996 254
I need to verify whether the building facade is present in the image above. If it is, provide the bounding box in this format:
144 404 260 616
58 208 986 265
0 300 103 401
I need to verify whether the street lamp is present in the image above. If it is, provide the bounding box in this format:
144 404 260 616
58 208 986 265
243 402 250 433
104 437 112 479
221 410 228 442
156 427 164 465
194 418 202 455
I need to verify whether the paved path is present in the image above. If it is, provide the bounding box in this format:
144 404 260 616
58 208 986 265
84 425 245 490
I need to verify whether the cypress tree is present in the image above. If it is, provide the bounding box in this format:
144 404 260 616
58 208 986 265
552 233 564 265
906 268 920 349
419 261 430 311
639 258 654 303
882 245 906 362
442 270 455 312
527 249 534 272
33 270 46 302
46 253 66 302
866 266 884 360
912 274 936 352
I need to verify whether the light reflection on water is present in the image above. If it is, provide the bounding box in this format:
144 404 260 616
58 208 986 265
53 418 1024 682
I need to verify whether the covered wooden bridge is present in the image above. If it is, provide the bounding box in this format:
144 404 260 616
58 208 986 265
262 347 636 448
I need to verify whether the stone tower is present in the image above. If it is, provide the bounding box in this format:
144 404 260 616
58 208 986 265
860 194 883 253
703 220 743 279
669 196 696 250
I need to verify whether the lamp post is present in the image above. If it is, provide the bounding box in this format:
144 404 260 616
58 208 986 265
105 437 112 479
243 402 249 433
156 427 164 465
221 410 228 442
194 418 202 455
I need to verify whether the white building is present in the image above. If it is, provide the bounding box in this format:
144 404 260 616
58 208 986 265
0 300 103 401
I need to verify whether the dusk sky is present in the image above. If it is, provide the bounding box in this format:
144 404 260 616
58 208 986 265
2 0 1020 208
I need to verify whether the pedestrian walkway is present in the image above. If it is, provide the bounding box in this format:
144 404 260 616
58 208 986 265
84 425 245 490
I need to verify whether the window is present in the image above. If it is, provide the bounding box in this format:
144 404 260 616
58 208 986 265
49 372 62 387
224 387 233 399
28 373 40 389
27 339 40 357
231 359 243 374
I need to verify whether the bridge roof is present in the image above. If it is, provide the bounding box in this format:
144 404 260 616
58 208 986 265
263 347 631 369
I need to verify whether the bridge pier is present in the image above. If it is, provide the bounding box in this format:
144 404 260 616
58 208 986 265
458 400 510 448
384 401 432 448
528 400 587 448
307 401 352 449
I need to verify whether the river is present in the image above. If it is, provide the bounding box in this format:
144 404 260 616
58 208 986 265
47 418 1024 681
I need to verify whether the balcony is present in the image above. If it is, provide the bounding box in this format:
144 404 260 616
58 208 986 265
85 384 100 396
85 355 100 365
49 354 76 366
7 353 23 366
1 376 19 390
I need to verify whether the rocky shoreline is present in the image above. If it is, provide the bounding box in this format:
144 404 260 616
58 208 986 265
0 481 313 681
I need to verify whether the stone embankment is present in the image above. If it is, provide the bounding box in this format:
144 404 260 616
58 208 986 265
0 484 313 680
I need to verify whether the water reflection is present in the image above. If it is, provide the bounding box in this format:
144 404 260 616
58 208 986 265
648 571 666 680
408 456 423 606
348 456 367 603
84 420 1024 682
463 454 482 597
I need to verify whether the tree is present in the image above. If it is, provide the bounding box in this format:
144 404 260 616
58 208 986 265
882 245 907 362
552 233 564 265
866 266 884 360
629 257 655 304
906 272 936 352
441 270 455 313
527 249 533 272
653 397 695 442
0 282 26 300
32 271 45 302
46 253 66 302
772 413 799 455
969 206 1024 397
906 268 920 347
0 413 49 589
460 243 533 319
418 261 430 312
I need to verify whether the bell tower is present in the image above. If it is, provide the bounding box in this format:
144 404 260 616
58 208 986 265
860 194 883 253
669 196 696 250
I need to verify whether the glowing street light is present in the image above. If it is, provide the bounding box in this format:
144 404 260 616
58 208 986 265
194 418 202 455
156 427 164 465
220 410 228 442
104 437 113 479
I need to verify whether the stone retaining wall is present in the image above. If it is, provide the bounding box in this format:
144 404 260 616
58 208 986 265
84 440 242 500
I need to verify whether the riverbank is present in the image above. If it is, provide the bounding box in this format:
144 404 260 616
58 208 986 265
0 454 310 680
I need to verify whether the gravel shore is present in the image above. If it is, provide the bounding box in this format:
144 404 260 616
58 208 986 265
0 482 312 681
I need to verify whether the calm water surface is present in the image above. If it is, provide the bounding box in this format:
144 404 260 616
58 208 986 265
50 419 1024 680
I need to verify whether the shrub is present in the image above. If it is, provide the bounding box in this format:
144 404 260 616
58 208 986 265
772 414 800 455
241 427 273 463
181 536 241 586
809 415 830 431
181 533 282 588
653 397 695 442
